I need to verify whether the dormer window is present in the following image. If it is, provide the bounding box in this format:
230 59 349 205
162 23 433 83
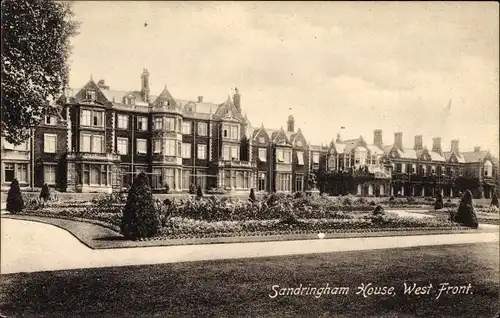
86 90 96 101
258 137 265 144
45 116 56 125
296 141 302 147
162 99 170 106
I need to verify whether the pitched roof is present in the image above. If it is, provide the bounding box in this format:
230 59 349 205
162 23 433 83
443 151 466 163
399 148 417 160
460 150 489 163
429 151 446 162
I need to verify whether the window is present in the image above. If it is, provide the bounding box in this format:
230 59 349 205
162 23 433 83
295 174 304 192
121 166 131 187
485 161 493 177
153 139 162 154
137 139 147 154
276 173 291 192
284 150 291 164
44 165 56 184
422 165 427 175
197 144 207 159
86 89 96 101
4 163 15 182
277 149 284 162
431 165 436 174
231 146 239 160
258 172 267 191
152 168 162 189
93 111 103 127
198 122 207 136
296 151 304 165
412 164 416 174
81 109 103 127
44 134 57 153
258 137 265 144
81 110 91 126
137 117 148 131
196 170 207 190
91 135 103 153
223 145 230 160
2 139 29 151
445 166 451 176
230 126 239 139
154 117 163 130
81 134 91 152
223 126 229 138
165 169 175 188
165 140 176 156
296 141 302 147
401 163 406 173
45 116 56 125
182 143 191 158
182 121 192 134
258 148 267 162
117 138 128 155
312 152 320 164
165 118 176 131
117 114 129 129
182 170 191 189
15 164 27 183
395 163 402 173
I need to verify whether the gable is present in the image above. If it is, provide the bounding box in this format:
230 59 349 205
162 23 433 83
388 145 401 159
253 127 270 145
73 81 109 106
419 149 431 161
293 130 307 148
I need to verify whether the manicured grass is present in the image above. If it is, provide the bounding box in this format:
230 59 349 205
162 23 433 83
1 243 498 317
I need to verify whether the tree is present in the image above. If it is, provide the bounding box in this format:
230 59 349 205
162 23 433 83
6 179 24 213
120 172 160 239
39 183 51 201
196 184 203 198
453 190 478 229
249 188 256 202
1 0 79 145
491 192 499 208
434 192 443 210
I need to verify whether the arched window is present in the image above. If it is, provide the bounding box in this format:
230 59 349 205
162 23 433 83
368 184 374 196
357 184 362 195
484 160 493 177
380 184 385 196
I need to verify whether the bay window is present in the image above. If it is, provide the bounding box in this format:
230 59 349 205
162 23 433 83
223 145 231 160
153 139 162 154
276 173 291 192
165 169 175 187
165 117 176 132
44 165 56 184
165 139 176 156
154 117 163 130
231 146 239 160
258 172 267 191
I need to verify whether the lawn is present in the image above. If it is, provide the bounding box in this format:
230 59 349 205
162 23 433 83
1 243 498 317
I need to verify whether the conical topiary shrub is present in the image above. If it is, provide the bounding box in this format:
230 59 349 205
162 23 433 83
40 183 51 202
453 190 478 228
373 205 385 216
249 188 256 202
491 192 499 208
6 179 24 214
196 184 203 198
120 172 161 240
434 192 444 210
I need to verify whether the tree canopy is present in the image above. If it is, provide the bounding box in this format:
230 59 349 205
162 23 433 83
1 0 79 145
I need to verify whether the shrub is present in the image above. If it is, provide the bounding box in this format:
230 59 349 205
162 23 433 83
6 179 24 214
356 197 367 205
120 172 161 239
249 188 256 202
369 200 376 206
389 196 395 202
491 192 499 208
373 205 384 216
434 192 444 210
453 190 478 228
189 183 197 194
342 197 353 206
294 191 306 199
164 183 170 194
196 185 203 198
39 183 51 201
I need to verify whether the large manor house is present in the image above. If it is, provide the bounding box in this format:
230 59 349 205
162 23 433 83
2 70 498 198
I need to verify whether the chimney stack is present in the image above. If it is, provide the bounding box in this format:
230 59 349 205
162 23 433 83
287 115 295 132
373 129 383 148
474 146 481 152
394 132 403 151
414 135 423 150
432 137 442 155
140 68 150 102
451 139 460 153
198 96 204 103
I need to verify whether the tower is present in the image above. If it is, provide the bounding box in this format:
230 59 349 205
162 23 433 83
233 87 241 112
141 68 150 102
287 115 295 132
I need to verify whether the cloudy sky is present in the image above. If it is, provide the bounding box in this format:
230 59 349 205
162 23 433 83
69 1 499 154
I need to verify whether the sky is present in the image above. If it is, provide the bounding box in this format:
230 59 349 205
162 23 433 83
68 1 499 155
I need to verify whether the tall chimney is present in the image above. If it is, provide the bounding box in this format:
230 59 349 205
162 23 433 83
198 96 204 103
287 115 295 132
451 139 460 153
474 146 481 152
141 68 150 102
373 129 383 148
414 135 423 150
233 87 241 112
432 137 442 155
394 132 403 151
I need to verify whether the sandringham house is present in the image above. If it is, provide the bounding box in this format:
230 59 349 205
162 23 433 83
1 69 498 198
